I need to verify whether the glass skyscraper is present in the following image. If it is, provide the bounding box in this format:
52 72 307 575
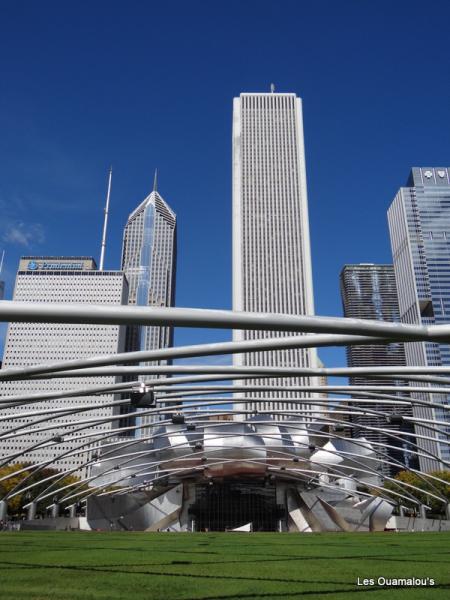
388 167 450 471
340 264 416 476
121 183 176 430
122 185 176 352
232 91 318 419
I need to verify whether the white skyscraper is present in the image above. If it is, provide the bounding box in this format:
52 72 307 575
232 91 317 418
0 257 128 475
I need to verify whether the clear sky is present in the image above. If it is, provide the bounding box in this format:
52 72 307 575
1 0 450 370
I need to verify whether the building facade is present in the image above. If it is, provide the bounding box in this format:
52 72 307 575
232 91 318 418
340 264 416 476
121 185 176 431
0 257 128 476
388 167 450 471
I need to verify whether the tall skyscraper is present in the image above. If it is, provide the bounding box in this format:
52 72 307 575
121 181 176 429
388 167 450 471
0 257 128 475
232 91 318 418
340 264 416 476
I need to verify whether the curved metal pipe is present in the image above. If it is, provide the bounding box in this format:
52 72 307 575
2 300 449 340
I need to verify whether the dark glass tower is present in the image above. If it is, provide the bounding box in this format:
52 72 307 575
340 264 416 477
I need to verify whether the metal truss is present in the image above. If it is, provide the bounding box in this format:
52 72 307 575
0 300 449 523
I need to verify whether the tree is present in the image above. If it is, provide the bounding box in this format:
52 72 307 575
0 463 83 516
384 470 450 515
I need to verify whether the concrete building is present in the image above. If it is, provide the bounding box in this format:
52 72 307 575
340 264 416 476
388 167 450 471
0 257 128 476
232 91 318 418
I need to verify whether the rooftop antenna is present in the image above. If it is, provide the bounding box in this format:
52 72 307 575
270 83 275 93
153 168 158 193
0 250 4 275
99 166 112 271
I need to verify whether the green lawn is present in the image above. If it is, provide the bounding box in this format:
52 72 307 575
0 531 449 600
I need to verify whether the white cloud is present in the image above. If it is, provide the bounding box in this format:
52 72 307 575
2 222 45 248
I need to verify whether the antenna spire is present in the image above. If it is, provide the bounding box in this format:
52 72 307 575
99 166 112 272
153 168 158 193
0 250 4 275
270 83 275 93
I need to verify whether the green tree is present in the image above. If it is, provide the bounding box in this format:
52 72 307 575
0 463 83 516
384 470 450 515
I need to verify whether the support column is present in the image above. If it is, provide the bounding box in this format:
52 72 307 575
28 502 37 520
0 501 7 521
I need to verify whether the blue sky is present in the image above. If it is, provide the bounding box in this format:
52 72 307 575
1 0 450 369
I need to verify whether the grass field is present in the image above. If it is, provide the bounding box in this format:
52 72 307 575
0 531 449 600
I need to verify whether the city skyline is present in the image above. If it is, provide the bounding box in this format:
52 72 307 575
1 1 450 373
1 8 450 593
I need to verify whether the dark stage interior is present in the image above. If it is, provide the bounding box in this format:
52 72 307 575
188 480 285 531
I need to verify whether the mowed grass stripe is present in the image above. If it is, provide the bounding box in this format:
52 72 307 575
0 531 449 600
